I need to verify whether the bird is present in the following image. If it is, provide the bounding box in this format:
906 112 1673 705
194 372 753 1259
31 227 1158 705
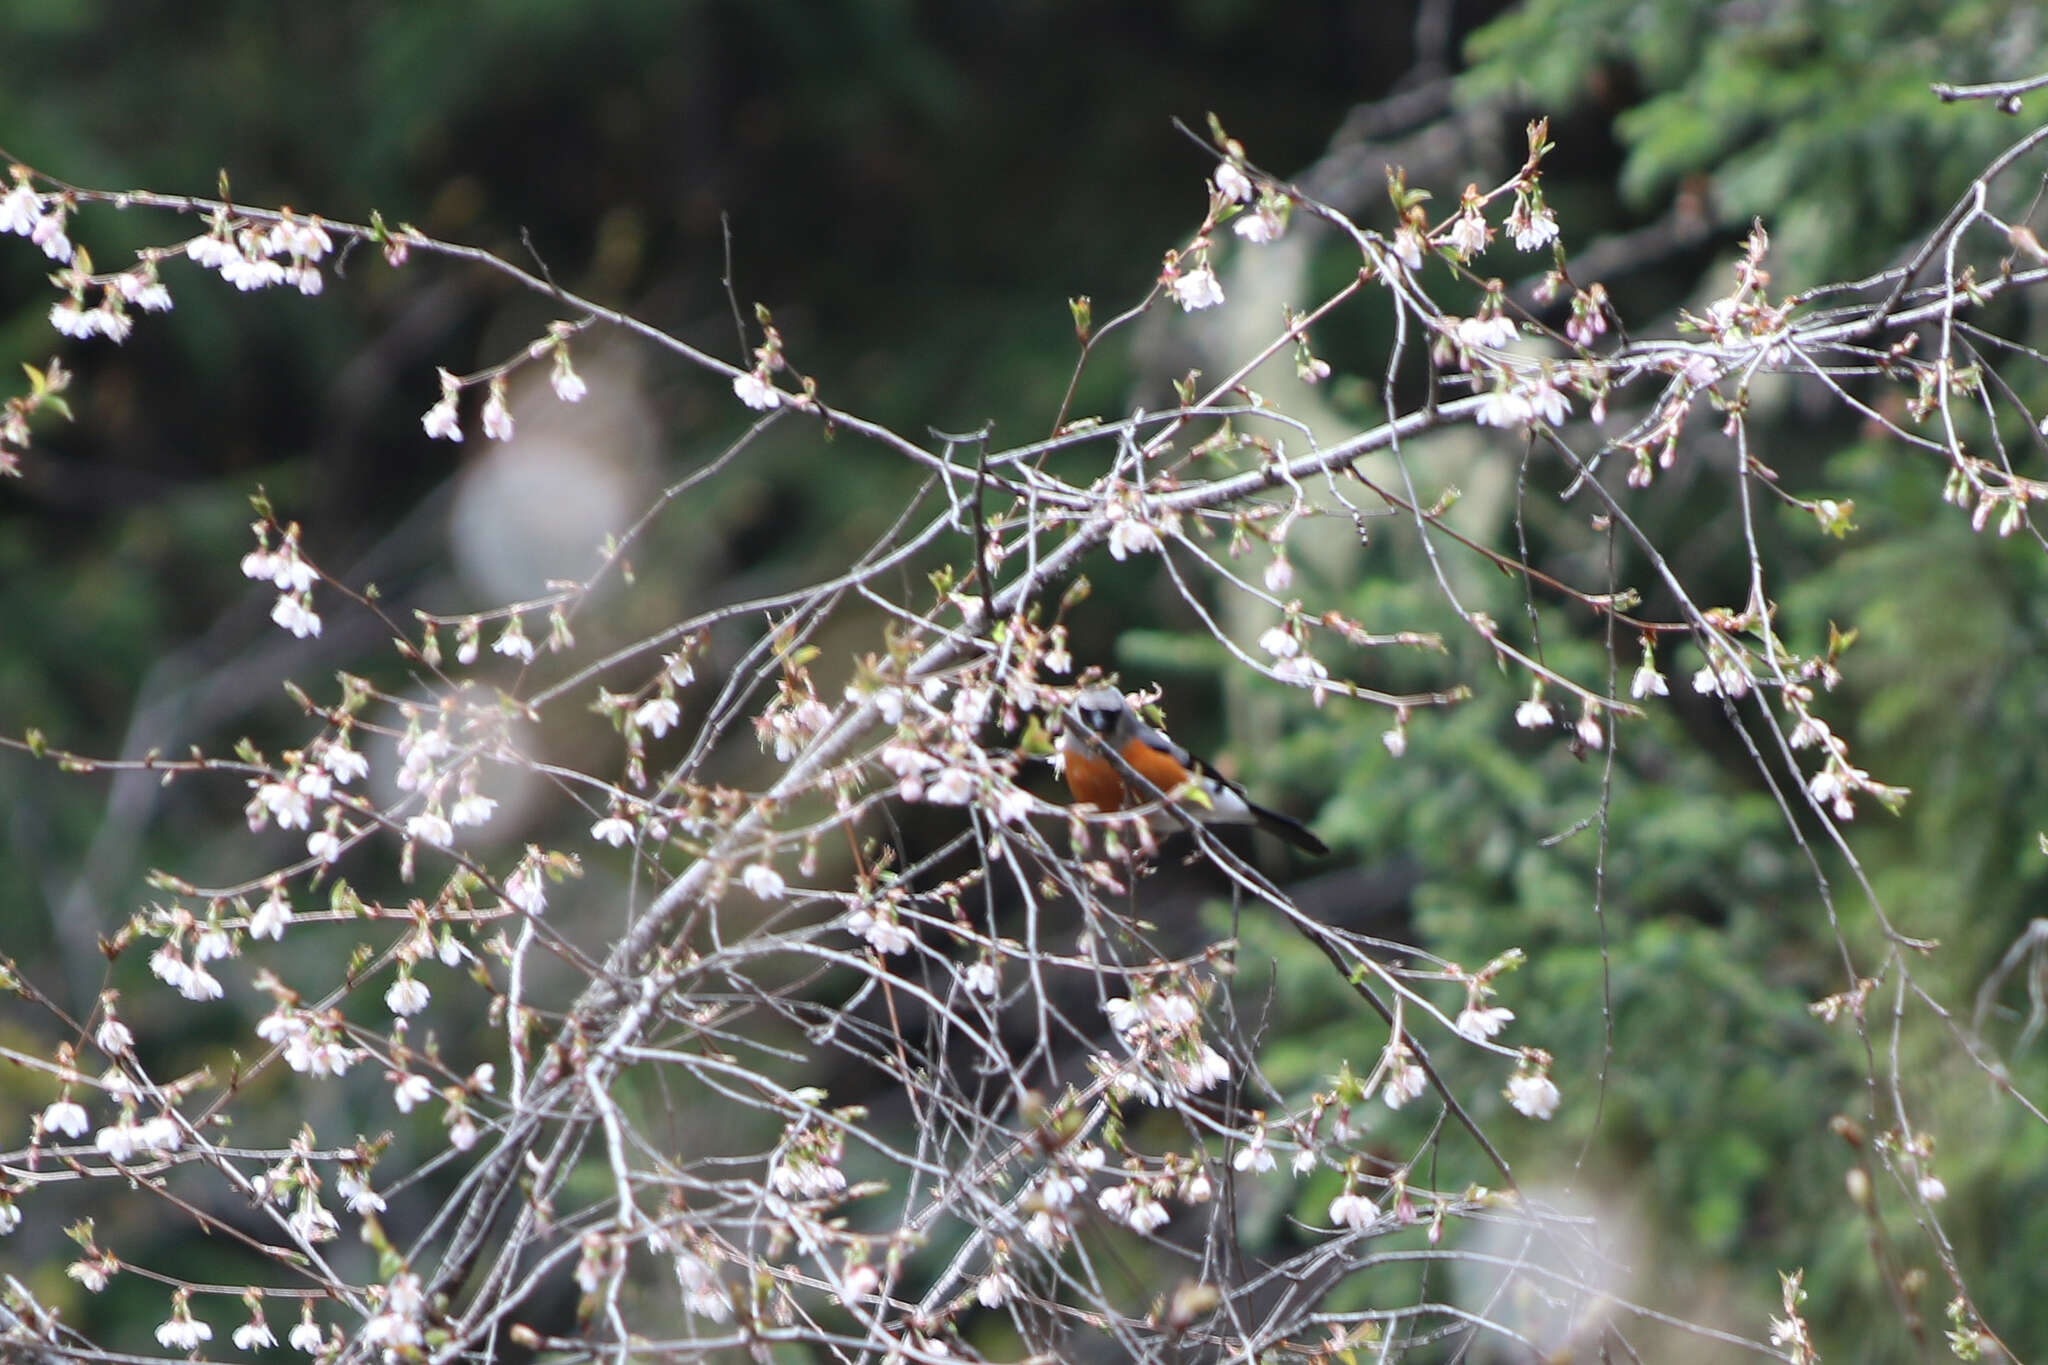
1057 684 1329 855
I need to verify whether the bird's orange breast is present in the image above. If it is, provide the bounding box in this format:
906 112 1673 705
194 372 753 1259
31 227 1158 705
1118 739 1195 797
1063 751 1128 811
1064 740 1198 812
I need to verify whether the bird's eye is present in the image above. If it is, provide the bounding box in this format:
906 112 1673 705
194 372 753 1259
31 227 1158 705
1082 707 1114 733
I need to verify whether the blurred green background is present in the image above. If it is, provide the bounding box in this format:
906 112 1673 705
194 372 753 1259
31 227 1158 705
4 1 2048 1359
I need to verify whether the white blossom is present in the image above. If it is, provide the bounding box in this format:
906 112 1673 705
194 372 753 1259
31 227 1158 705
96 1017 134 1055
289 1313 325 1352
1455 1005 1515 1042
393 1073 434 1113
634 695 681 737
1234 206 1283 243
422 387 463 442
50 299 96 339
30 208 72 262
551 351 587 402
504 861 548 914
1510 199 1559 251
117 272 173 312
41 1099 90 1138
1127 1196 1170 1234
1449 208 1489 257
1259 625 1300 659
1455 314 1517 350
481 381 515 441
385 974 430 1017
451 790 498 826
1525 372 1571 426
992 784 1036 825
1232 1129 1275 1172
1107 515 1162 561
1507 1069 1561 1119
271 593 323 639
233 1320 277 1351
95 1117 146 1162
846 906 914 955
977 1265 1018 1308
1391 226 1424 271
733 370 782 410
1382 1060 1427 1110
337 1169 386 1215
1475 385 1532 428
155 1310 213 1351
492 621 535 663
1170 265 1224 312
1329 1188 1378 1230
0 182 42 235
406 811 454 848
926 767 976 805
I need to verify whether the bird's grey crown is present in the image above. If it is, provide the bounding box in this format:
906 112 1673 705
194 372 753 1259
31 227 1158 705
1072 685 1126 733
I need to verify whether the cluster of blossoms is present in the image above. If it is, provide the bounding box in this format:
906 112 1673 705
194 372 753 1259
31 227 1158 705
843 892 916 955
185 208 332 294
1502 184 1559 253
49 266 173 343
755 676 835 762
1374 1040 1429 1110
1512 683 1606 749
239 728 374 867
1096 1173 1173 1234
653 1228 733 1322
361 1272 427 1357
862 669 1040 827
1257 618 1333 697
1101 480 1180 562
93 1109 185 1162
768 1118 851 1202
1021 1142 1108 1250
1474 368 1572 429
148 928 227 1003
1099 986 1232 1105
256 1005 356 1078
241 523 324 639
1944 460 2035 539
385 714 503 851
422 331 589 442
0 175 74 262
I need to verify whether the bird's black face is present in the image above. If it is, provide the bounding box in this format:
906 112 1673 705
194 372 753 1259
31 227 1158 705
1077 703 1118 735
1072 688 1124 738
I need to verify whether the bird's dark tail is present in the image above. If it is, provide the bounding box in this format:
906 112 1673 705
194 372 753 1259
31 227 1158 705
1249 802 1329 856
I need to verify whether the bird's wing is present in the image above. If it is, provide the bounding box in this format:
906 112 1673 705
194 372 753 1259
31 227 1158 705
1126 713 1193 768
